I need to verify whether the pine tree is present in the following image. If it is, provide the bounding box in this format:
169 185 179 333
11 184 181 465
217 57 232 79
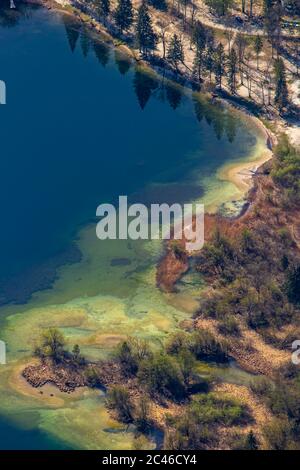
244 430 259 450
193 47 205 84
274 57 288 112
227 48 238 93
191 21 207 84
263 0 274 16
253 35 263 70
264 0 282 57
204 44 215 83
214 43 225 89
136 2 157 55
205 0 233 16
93 0 110 23
167 34 184 71
285 265 300 304
192 20 207 53
148 0 168 10
114 0 133 34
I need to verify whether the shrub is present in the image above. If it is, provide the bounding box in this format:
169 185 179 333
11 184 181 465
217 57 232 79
271 136 300 206
250 377 273 397
164 392 249 450
138 353 186 401
234 430 259 450
107 385 134 423
170 240 186 260
84 367 102 388
134 396 151 432
189 393 250 426
285 265 300 305
165 332 191 355
263 418 290 450
218 316 240 336
148 0 167 11
166 330 228 362
164 418 214 450
71 344 86 366
115 337 152 376
34 328 66 363
177 349 197 386
190 330 228 362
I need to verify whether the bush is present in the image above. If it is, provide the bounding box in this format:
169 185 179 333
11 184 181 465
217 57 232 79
147 0 167 11
164 418 214 450
138 353 186 401
166 330 228 363
263 418 290 450
177 349 197 386
272 136 300 206
190 330 228 362
233 430 259 450
164 392 249 450
71 344 86 366
84 367 102 388
165 332 191 355
189 393 250 426
218 316 240 336
250 377 273 397
115 337 152 376
134 396 151 432
34 328 66 363
107 385 134 423
285 265 300 305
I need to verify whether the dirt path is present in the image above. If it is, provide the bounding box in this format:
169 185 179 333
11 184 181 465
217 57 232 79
194 1 299 40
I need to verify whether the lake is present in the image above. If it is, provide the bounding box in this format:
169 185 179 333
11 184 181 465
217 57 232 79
0 3 266 449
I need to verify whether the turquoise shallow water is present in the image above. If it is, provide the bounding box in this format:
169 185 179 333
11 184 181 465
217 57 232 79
0 4 260 282
0 4 265 449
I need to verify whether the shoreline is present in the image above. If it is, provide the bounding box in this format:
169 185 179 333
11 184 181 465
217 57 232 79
22 0 277 200
6 0 277 303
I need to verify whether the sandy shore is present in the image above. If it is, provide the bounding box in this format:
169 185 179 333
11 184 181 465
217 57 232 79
218 113 275 195
219 146 272 194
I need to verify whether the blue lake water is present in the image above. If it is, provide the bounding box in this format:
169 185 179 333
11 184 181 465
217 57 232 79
0 3 264 449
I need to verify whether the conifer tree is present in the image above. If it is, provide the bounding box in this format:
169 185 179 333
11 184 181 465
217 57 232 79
136 2 157 55
203 45 214 83
114 0 133 34
274 57 288 112
167 34 184 71
191 21 207 83
93 0 110 23
214 43 225 89
285 265 300 304
193 47 205 84
253 35 263 70
191 20 207 53
245 431 259 450
205 0 233 16
227 48 238 93
148 0 168 10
